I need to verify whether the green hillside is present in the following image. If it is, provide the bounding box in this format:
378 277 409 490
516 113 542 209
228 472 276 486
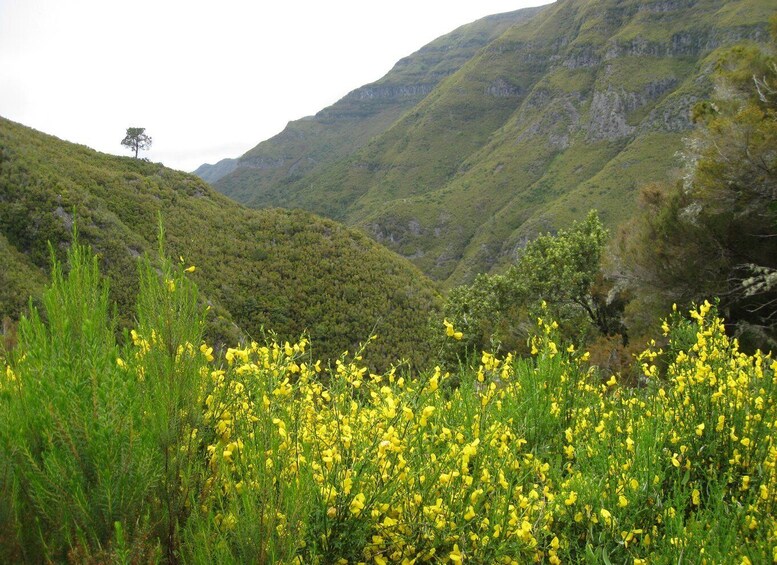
204 6 544 209
209 0 773 286
0 117 441 368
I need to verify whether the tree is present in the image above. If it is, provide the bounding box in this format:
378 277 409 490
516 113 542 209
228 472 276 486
616 17 777 349
506 211 625 339
121 127 152 158
440 211 626 361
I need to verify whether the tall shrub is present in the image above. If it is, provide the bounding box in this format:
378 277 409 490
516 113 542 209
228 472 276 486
0 240 159 561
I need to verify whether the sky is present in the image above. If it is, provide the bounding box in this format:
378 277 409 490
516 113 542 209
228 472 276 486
0 0 553 172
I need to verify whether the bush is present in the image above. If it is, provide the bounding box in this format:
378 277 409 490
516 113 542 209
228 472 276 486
2 240 775 563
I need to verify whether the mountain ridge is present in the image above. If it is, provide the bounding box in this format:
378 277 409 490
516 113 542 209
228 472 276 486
197 6 545 200
201 0 773 286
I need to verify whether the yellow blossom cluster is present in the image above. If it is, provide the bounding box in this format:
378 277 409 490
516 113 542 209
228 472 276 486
106 301 777 563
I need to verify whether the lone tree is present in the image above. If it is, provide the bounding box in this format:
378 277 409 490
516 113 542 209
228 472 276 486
121 127 152 158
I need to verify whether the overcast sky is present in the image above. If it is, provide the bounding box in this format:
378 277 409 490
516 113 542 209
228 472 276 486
1 0 552 172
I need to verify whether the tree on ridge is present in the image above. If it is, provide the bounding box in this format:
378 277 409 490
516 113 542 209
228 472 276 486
121 127 152 158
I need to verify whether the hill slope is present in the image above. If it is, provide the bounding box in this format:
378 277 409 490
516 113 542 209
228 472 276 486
0 117 440 368
203 6 544 206
209 0 773 285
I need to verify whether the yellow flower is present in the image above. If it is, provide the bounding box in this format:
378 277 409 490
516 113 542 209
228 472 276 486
449 544 464 563
443 319 463 340
199 343 214 362
350 493 366 516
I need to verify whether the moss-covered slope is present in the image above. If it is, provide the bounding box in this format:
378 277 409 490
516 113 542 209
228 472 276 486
0 117 440 368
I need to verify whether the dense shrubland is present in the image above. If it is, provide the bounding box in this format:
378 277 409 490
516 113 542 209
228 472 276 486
0 14 776 565
1 237 776 563
0 118 440 369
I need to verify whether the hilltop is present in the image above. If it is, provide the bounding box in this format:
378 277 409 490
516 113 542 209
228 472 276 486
203 0 773 285
0 117 441 368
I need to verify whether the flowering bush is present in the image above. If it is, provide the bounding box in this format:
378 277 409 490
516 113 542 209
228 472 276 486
1 241 775 563
184 304 777 563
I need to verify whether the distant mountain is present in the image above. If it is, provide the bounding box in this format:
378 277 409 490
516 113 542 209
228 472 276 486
198 6 543 198
203 0 773 286
0 117 440 368
192 157 238 183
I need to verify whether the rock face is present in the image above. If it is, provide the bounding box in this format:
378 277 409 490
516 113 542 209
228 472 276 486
204 0 772 286
587 87 636 141
350 84 436 101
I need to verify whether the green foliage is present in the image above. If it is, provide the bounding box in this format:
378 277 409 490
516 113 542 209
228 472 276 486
121 127 152 159
0 239 161 562
617 18 777 349
506 211 612 331
2 235 776 562
133 231 210 561
440 212 625 363
0 117 441 369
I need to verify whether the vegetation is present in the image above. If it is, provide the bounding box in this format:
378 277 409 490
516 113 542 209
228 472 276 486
121 127 152 159
0 117 440 369
2 240 776 563
1 3 776 563
615 14 777 351
439 212 626 366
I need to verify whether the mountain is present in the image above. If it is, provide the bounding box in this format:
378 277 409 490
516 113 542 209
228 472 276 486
200 6 544 202
0 117 441 369
204 0 773 286
192 157 238 184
